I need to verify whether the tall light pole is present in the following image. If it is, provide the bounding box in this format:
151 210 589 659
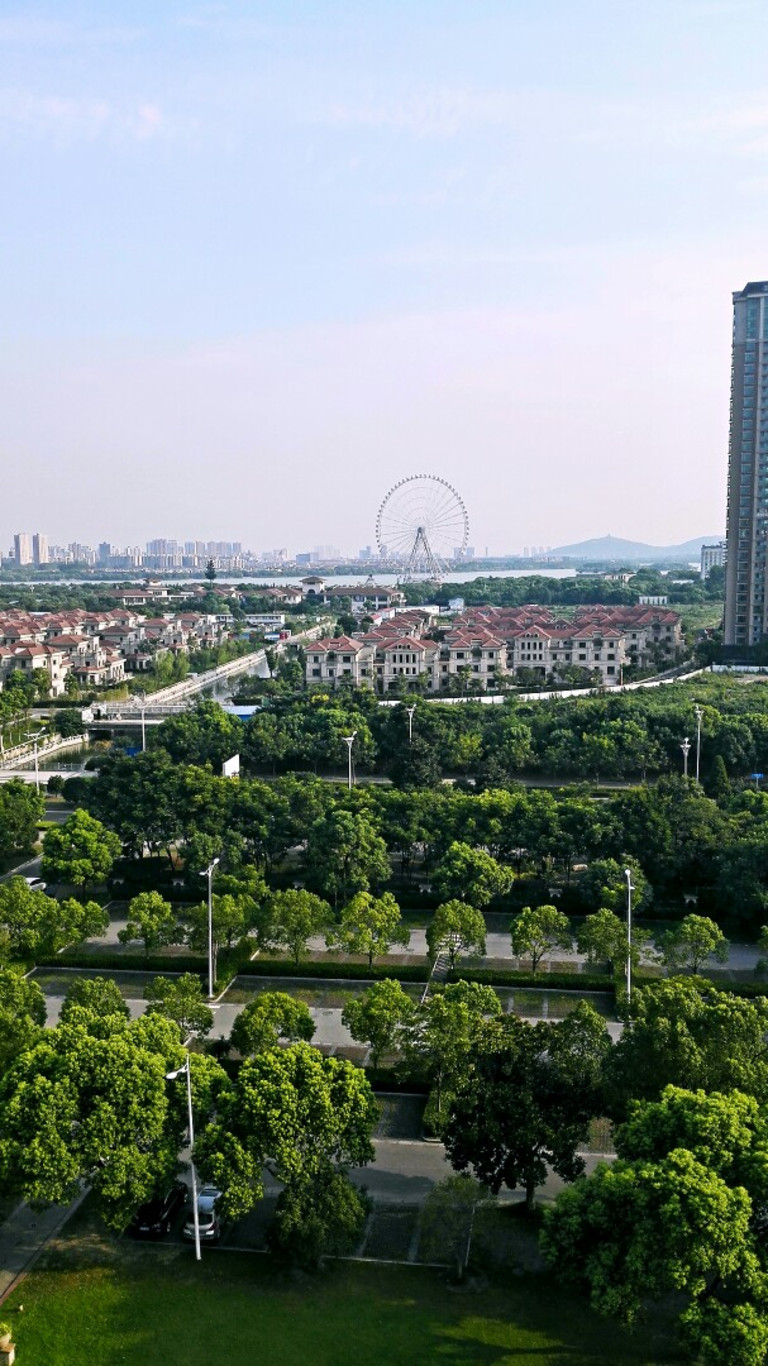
406 704 416 745
694 705 703 783
342 732 356 790
133 692 146 752
681 736 691 779
166 1056 200 1262
624 867 634 1004
25 732 40 793
200 858 219 998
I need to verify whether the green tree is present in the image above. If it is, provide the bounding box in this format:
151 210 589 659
325 891 410 968
145 974 214 1039
195 1043 379 1222
0 780 44 860
405 980 501 1118
426 900 486 969
267 1167 370 1270
444 1004 611 1212
580 857 651 916
510 904 572 974
432 841 511 908
42 810 121 889
0 879 108 958
258 889 330 966
604 980 768 1118
229 992 315 1056
660 914 729 974
419 1174 487 1282
60 976 129 1025
576 907 652 975
0 1012 225 1229
205 558 217 584
341 979 414 1067
118 892 181 957
304 808 390 907
542 1087 768 1358
186 892 260 954
52 708 85 738
0 968 46 1074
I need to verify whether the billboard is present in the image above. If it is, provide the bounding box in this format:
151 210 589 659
222 754 240 778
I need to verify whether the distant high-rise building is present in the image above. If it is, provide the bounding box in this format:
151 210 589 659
725 281 768 646
97 542 113 564
701 541 726 582
13 532 32 565
32 533 48 566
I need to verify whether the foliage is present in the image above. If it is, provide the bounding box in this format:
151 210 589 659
0 968 47 1074
0 780 44 860
304 808 389 906
52 709 85 738
59 976 129 1024
325 891 410 967
0 1012 226 1229
195 1043 378 1222
604 979 768 1118
258 889 330 966
267 1168 370 1269
578 857 651 916
432 841 512 908
660 913 729 974
228 992 315 1056
0 879 108 958
426 900 486 969
42 810 121 889
185 892 261 954
341 979 414 1066
404 980 502 1118
510 904 572 973
419 1174 487 1281
443 1004 611 1210
542 1086 768 1359
576 907 652 975
144 974 214 1039
118 892 182 956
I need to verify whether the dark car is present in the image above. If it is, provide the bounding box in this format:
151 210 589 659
131 1182 187 1238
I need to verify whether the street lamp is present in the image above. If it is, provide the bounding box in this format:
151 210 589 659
25 731 41 793
132 692 147 753
342 732 357 790
681 736 691 779
166 1056 200 1262
694 705 703 783
405 704 416 745
624 867 634 1004
200 858 219 998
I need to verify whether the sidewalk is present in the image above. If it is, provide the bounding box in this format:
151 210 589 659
0 1193 86 1302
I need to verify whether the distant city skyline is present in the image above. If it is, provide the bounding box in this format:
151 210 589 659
5 3 768 550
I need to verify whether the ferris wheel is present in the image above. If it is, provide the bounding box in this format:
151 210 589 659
376 475 469 582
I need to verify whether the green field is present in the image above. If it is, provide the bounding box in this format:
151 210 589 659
3 1255 678 1365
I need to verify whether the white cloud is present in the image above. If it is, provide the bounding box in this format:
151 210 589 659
0 89 168 144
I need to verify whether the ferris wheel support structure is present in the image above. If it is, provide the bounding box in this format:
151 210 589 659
375 475 469 584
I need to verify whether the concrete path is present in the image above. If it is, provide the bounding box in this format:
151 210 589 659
0 1193 86 1302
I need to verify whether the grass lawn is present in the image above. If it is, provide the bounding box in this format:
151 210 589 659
3 1253 679 1365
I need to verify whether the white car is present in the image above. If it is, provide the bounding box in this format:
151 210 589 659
183 1185 222 1243
24 877 47 893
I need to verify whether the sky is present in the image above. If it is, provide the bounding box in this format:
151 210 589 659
4 1 768 557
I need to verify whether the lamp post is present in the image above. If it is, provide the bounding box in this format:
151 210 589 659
200 858 219 998
25 732 41 793
624 867 634 1004
694 705 703 783
342 732 356 790
681 736 691 779
166 1057 200 1262
405 704 416 745
133 692 146 753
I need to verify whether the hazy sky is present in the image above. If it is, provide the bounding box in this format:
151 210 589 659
4 1 768 556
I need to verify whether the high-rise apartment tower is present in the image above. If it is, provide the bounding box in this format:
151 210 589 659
724 281 768 647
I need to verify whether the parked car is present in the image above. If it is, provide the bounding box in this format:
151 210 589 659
183 1184 222 1243
24 877 47 893
131 1182 187 1239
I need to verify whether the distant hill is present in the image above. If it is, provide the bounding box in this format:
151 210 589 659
549 534 723 563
